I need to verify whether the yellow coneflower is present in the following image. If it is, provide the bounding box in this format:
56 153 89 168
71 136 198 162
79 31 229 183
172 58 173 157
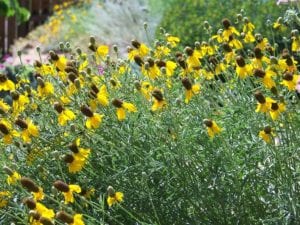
151 89 167 111
281 51 297 73
24 198 55 220
96 45 109 58
141 57 161 79
253 68 276 89
154 43 171 58
90 84 109 107
223 43 235 64
222 18 240 41
80 105 104 129
0 119 19 144
243 17 255 33
50 51 67 72
21 177 44 201
0 191 11 208
235 56 253 79
255 34 270 50
37 77 54 97
181 77 200 103
269 101 285 121
259 126 274 143
166 34 180 47
281 72 299 90
4 166 21 185
252 47 270 69
54 102 76 126
53 180 81 204
107 186 124 207
56 211 85 225
228 35 243 50
185 47 201 71
0 99 10 113
64 139 91 173
136 81 153 101
11 91 30 114
254 91 273 114
15 118 39 143
131 39 149 58
0 74 15 91
203 119 222 138
155 60 177 77
112 99 137 121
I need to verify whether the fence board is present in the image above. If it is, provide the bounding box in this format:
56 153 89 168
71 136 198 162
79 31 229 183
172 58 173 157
0 16 6 54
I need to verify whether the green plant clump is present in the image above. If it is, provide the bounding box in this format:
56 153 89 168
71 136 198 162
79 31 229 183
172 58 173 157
158 0 288 46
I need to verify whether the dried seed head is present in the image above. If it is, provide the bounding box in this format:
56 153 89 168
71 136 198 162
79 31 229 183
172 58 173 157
112 99 123 108
184 47 194 56
254 47 263 59
254 91 266 104
134 55 144 67
3 166 13 176
222 18 231 29
152 89 164 101
53 180 70 192
131 39 141 49
69 141 79 153
56 211 74 224
223 43 232 53
156 60 166 68
271 102 279 110
39 217 54 225
64 154 74 163
0 123 9 135
177 57 187 69
134 80 141 90
90 84 99 94
181 77 192 90
236 56 246 67
49 51 59 61
264 126 272 134
80 105 94 117
54 102 64 113
254 69 265 78
21 177 39 193
203 119 213 127
88 43 97 52
283 72 293 81
15 118 28 129
23 198 36 209
29 210 41 220
107 186 115 197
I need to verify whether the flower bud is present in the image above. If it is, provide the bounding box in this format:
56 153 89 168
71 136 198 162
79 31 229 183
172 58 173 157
53 180 70 193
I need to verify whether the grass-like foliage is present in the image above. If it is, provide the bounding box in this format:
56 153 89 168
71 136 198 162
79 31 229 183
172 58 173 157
0 5 300 225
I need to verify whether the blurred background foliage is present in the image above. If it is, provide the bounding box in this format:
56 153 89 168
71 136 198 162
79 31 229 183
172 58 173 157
158 0 290 46
0 0 30 23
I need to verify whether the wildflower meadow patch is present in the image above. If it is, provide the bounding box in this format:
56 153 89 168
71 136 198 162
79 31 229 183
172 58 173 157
0 1 300 225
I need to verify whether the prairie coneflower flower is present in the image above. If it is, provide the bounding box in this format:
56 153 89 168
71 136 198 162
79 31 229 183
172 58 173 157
222 18 240 41
56 211 85 225
151 89 167 111
131 39 149 58
252 47 270 69
0 191 11 208
4 167 21 185
50 51 67 72
203 119 222 138
281 72 299 91
54 102 76 126
0 74 15 91
80 105 104 129
181 77 200 103
236 56 253 79
37 77 54 97
11 91 30 114
90 84 109 106
24 198 55 219
107 186 124 207
112 99 137 121
21 177 44 201
0 99 10 113
269 101 286 121
141 57 161 79
243 18 255 33
259 126 274 143
96 45 109 58
166 34 180 47
53 180 81 204
254 91 273 113
65 139 91 173
291 29 300 52
15 118 39 143
185 47 201 70
253 68 276 89
0 119 19 144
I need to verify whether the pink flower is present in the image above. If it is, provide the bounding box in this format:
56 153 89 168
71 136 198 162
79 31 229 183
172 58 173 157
296 76 300 93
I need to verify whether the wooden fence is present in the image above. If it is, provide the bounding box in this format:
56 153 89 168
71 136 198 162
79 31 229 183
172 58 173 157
0 0 71 56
